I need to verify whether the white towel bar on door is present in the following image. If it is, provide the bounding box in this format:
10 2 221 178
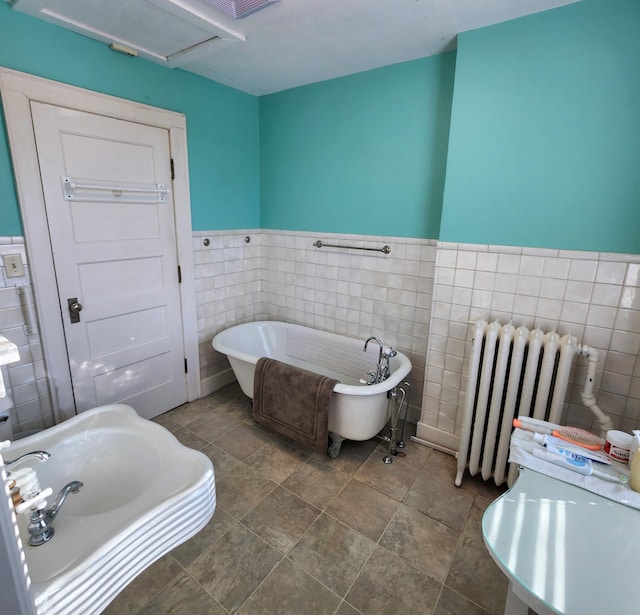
61 177 168 203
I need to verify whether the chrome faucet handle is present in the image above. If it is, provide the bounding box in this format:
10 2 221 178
24 481 83 547
5 450 51 469
15 487 53 515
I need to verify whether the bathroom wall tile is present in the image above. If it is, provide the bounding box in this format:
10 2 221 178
621 287 640 310
591 283 623 307
476 252 498 272
596 261 628 285
565 280 593 303
497 254 521 274
494 273 518 294
539 277 567 299
625 263 640 286
419 242 640 448
516 275 542 297
569 259 598 282
586 305 617 329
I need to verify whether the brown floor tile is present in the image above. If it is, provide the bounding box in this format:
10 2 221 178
242 486 321 553
187 523 282 614
346 545 440 615
216 464 277 519
215 422 272 460
379 504 459 583
445 533 508 615
463 493 495 542
319 437 379 475
171 508 237 568
434 585 492 615
103 554 182 614
137 572 227 615
404 472 474 531
288 513 375 597
119 386 511 615
152 408 190 433
174 397 221 426
335 602 363 615
171 426 209 450
326 478 399 541
353 454 419 501
282 457 350 509
459 470 508 500
200 441 243 478
421 449 460 485
244 439 310 483
376 436 433 470
188 412 245 444
237 558 341 615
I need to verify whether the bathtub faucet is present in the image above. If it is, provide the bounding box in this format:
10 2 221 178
363 337 396 384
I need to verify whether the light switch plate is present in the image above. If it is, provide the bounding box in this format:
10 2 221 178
2 253 25 278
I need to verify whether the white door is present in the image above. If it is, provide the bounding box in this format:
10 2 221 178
30 101 187 419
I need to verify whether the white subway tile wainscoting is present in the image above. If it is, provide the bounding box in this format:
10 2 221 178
417 241 640 453
3 232 639 459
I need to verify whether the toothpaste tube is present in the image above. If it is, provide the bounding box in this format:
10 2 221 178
532 446 627 484
533 433 611 465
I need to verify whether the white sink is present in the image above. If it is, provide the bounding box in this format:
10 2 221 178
4 404 215 615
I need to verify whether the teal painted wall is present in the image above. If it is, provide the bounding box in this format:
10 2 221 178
0 3 260 234
440 0 640 253
259 54 455 238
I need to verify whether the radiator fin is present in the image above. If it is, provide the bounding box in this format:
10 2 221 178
455 319 578 487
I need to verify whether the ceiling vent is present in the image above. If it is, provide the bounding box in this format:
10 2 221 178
201 0 279 19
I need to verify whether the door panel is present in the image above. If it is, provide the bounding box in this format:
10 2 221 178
30 101 187 418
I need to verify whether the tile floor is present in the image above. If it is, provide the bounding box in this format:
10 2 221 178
103 383 511 615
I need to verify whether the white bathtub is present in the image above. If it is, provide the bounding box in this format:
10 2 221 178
212 321 412 455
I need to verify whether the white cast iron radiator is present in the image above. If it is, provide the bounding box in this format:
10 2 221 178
455 319 579 487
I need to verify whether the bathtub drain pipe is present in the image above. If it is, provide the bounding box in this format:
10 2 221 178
577 345 614 437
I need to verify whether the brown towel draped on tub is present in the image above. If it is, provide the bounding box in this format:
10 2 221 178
253 357 338 453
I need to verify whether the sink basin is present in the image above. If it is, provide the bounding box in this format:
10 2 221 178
4 404 215 615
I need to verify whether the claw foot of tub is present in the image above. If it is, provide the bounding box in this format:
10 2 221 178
327 433 344 459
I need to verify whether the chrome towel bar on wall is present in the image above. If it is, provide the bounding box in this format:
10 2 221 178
312 240 391 254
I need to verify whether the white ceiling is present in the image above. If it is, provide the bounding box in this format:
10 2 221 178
12 0 581 95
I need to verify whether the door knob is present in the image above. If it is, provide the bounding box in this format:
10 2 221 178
67 297 83 323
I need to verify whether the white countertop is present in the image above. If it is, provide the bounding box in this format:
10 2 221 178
483 467 640 615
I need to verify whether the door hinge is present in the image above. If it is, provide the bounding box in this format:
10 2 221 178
177 265 182 284
170 158 175 180
184 358 188 373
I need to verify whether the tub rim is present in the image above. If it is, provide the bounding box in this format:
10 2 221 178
212 320 411 396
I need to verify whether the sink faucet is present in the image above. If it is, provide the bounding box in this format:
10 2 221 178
5 450 51 470
26 480 83 546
